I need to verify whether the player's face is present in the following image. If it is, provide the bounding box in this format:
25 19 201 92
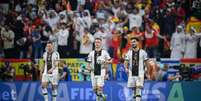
95 39 102 49
131 39 138 48
46 43 53 52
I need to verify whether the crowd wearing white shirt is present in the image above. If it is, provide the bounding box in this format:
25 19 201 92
0 0 200 59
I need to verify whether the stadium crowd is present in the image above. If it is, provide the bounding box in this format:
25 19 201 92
0 0 200 60
0 0 201 81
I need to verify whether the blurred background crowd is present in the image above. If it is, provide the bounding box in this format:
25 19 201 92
0 0 201 81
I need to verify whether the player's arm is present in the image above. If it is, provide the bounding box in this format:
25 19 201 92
86 53 93 71
124 53 129 74
123 50 131 74
124 60 129 74
105 58 112 64
104 51 113 64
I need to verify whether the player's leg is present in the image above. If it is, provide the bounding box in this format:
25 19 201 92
135 76 144 101
51 74 59 101
96 86 106 101
135 86 142 101
95 85 100 101
93 77 100 101
41 75 48 101
51 84 58 101
96 75 106 101
127 70 136 99
91 73 96 91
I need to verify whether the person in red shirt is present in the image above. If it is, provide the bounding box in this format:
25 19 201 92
175 4 186 25
143 23 165 58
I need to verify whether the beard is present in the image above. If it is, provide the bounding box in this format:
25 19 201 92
132 44 137 48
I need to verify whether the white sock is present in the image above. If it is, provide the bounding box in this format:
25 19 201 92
96 96 100 101
42 88 48 101
136 97 141 101
44 95 48 101
52 97 56 101
52 89 57 101
136 88 142 96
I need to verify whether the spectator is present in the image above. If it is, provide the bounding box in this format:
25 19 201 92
120 26 129 57
0 61 16 81
41 25 50 53
197 28 201 58
84 0 93 15
20 17 34 59
170 25 185 59
31 25 42 59
126 7 142 30
162 8 176 38
110 28 121 60
144 23 165 58
13 16 24 58
184 27 201 58
0 0 200 60
76 28 94 58
1 25 15 58
57 23 69 58
49 28 58 51
43 10 59 31
175 3 186 25
30 61 40 81
94 27 111 50
59 60 71 81
82 10 92 29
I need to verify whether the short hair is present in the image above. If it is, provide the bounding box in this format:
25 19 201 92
47 41 53 44
95 37 102 41
130 37 139 42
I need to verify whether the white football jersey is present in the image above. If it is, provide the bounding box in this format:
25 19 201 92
42 51 60 75
125 49 148 77
87 50 111 70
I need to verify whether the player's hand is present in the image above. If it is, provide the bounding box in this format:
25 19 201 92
104 74 109 80
87 67 92 71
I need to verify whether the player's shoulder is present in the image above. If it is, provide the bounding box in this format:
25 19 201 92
89 50 95 54
101 50 110 55
53 51 60 55
140 49 147 54
126 49 132 54
101 49 108 53
88 50 95 56
43 51 47 56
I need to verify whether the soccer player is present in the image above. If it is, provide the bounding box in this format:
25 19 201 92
41 41 60 101
87 37 112 101
124 37 148 101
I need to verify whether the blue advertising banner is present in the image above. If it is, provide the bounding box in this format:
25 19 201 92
0 81 201 101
